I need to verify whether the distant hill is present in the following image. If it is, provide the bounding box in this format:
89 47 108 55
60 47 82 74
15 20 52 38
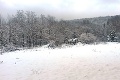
68 16 112 26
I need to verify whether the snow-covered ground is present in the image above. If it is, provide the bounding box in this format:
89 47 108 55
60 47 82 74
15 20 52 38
0 42 120 80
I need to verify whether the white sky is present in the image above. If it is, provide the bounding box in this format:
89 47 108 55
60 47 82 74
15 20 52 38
0 0 120 20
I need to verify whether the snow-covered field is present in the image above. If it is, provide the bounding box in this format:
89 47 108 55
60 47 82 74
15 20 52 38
0 42 120 80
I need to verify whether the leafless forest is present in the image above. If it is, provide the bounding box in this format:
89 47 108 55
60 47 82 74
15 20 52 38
0 10 120 52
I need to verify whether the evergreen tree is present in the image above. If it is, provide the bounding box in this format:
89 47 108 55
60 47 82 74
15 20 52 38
109 31 117 42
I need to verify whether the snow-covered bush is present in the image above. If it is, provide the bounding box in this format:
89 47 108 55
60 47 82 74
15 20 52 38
79 33 97 44
116 33 120 42
48 40 56 48
68 38 78 45
2 43 19 53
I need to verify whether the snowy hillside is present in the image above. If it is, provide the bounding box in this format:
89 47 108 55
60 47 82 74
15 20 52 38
0 42 120 80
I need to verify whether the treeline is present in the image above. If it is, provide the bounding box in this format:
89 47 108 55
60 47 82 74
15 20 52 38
0 10 120 52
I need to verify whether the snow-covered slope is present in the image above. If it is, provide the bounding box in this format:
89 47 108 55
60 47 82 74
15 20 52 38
0 42 120 80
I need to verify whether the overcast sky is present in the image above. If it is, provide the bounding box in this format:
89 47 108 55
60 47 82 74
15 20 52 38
0 0 120 20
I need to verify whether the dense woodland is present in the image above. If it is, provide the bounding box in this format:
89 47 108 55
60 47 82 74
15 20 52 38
0 10 120 52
